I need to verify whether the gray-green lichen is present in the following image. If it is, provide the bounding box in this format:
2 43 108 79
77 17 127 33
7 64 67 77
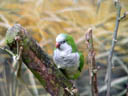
5 24 21 44
5 24 78 96
31 69 47 86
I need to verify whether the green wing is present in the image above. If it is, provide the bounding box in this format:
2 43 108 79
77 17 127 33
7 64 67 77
64 34 84 71
65 34 78 52
78 52 84 72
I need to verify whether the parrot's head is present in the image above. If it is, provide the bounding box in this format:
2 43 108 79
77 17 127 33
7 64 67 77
55 34 68 51
55 33 77 52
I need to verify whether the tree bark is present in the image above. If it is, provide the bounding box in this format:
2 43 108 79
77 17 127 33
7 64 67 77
5 24 78 96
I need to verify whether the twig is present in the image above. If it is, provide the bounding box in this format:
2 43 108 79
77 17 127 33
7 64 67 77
119 11 128 21
96 0 105 13
0 14 11 28
113 56 128 74
105 0 127 96
85 28 98 96
0 39 23 77
0 47 15 56
116 89 127 96
126 84 128 96
56 7 87 13
80 76 128 96
99 76 128 93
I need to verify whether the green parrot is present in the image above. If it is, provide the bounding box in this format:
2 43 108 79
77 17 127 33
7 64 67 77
53 33 84 80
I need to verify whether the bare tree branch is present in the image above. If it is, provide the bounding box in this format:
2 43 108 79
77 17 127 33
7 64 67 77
126 84 128 96
105 0 127 96
85 28 98 96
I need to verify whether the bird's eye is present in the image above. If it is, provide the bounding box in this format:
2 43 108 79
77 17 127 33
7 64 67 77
60 40 66 44
62 40 66 43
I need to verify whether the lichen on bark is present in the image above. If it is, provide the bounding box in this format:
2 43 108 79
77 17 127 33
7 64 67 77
5 24 78 96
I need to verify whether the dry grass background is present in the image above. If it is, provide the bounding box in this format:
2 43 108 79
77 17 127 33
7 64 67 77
0 0 128 96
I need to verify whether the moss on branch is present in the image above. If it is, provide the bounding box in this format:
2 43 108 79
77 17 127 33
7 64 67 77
5 24 78 96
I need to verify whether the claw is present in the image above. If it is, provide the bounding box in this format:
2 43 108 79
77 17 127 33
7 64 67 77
71 88 78 93
65 87 74 95
65 87 78 95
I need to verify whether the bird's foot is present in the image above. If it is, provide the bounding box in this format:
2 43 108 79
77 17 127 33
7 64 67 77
64 80 78 95
65 87 78 95
71 87 78 93
70 80 78 93
65 87 74 95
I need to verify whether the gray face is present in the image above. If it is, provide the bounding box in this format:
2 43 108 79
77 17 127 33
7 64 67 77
56 34 66 43
56 34 72 51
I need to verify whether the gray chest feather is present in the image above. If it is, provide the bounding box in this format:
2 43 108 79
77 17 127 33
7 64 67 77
53 49 80 70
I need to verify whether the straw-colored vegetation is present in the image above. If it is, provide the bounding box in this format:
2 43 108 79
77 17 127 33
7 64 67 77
0 0 128 96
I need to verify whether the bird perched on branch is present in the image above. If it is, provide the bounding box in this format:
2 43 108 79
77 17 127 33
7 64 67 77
53 33 84 80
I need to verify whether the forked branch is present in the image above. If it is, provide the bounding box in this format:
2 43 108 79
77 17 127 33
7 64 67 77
105 0 127 96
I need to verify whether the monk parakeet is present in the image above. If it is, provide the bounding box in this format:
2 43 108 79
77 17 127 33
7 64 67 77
53 33 84 80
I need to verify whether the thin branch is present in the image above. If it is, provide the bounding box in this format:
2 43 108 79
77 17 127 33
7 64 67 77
0 47 15 56
119 11 128 21
105 0 127 96
80 76 128 96
126 84 128 96
99 76 128 93
85 28 98 96
0 14 11 28
113 56 128 74
116 89 127 96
